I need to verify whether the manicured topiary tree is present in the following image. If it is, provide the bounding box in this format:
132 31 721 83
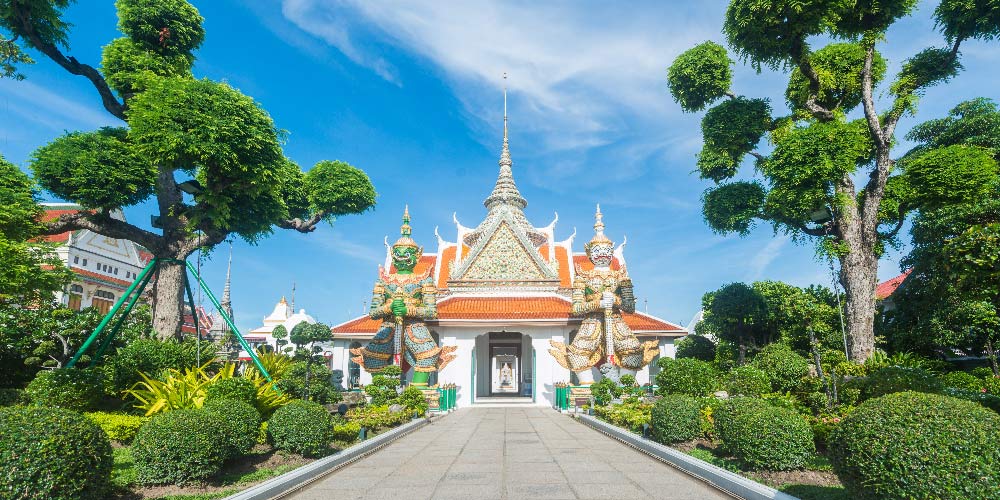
24 367 104 411
0 406 113 500
715 397 814 470
675 334 717 361
750 343 809 393
830 391 1000 499
267 399 333 457
202 398 261 456
725 365 770 396
655 358 720 397
132 409 230 485
650 395 703 444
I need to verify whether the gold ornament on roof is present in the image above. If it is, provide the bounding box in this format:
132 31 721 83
393 205 419 250
584 204 614 256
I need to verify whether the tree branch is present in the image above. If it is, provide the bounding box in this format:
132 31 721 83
277 212 327 233
12 4 125 120
791 41 835 121
883 36 964 140
860 41 886 149
878 204 910 240
41 211 162 253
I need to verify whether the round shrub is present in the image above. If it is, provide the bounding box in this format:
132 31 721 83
84 411 148 443
675 334 717 361
725 365 770 396
830 391 1000 499
750 343 809 393
132 409 230 485
25 367 105 411
654 358 720 397
715 397 815 470
0 406 113 500
942 370 983 391
268 399 333 457
650 395 703 444
857 366 943 401
203 398 261 456
205 377 257 406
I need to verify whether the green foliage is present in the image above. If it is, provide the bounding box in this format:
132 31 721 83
0 406 113 500
267 399 333 457
934 0 1000 42
593 400 651 433
84 411 147 443
115 0 205 55
0 157 72 303
904 144 998 210
750 343 810 393
725 365 770 396
278 361 340 404
650 395 703 444
346 404 414 429
31 127 153 209
133 408 229 485
655 357 720 397
698 97 771 181
854 366 943 401
941 370 983 391
701 282 768 360
202 398 261 456
831 0 918 36
942 387 1000 413
830 391 1000 499
365 370 401 406
106 337 217 392
305 160 378 220
590 377 623 406
787 43 886 113
0 387 24 406
907 98 1000 152
205 376 257 406
723 0 830 70
891 47 963 108
675 335 716 361
398 386 428 416
715 397 815 470
667 41 732 112
101 37 192 95
25 368 105 411
125 363 235 416
701 181 766 236
331 419 361 442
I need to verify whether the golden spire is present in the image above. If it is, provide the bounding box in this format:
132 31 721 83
394 205 418 248
585 203 613 254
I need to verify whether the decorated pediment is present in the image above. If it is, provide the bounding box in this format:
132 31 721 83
451 213 558 283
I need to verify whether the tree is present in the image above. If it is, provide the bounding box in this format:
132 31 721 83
883 98 1000 374
667 1 1000 362
701 282 767 365
289 322 332 400
674 334 717 361
0 156 72 303
271 324 290 353
1 0 376 339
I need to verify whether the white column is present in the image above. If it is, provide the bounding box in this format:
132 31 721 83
438 329 476 407
531 328 571 407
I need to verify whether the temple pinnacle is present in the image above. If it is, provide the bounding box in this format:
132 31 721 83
484 75 527 211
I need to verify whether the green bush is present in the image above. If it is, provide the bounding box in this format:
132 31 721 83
750 343 809 393
855 366 943 401
268 399 333 457
590 377 623 406
331 419 361 442
830 391 1000 499
650 395 703 444
132 409 230 485
982 376 1000 395
593 400 651 432
675 335 716 361
942 387 1000 413
276 361 341 404
364 371 401 406
346 404 413 429
398 386 428 416
655 358 720 397
942 370 983 391
205 377 257 406
84 411 148 443
725 365 770 396
0 406 113 500
106 338 217 392
0 388 25 406
715 397 814 470
203 398 261 456
25 368 105 411
970 367 995 379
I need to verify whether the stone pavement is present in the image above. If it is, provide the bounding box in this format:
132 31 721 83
290 407 730 500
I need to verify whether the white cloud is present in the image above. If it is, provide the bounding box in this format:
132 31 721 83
302 229 383 265
745 234 790 282
0 79 118 131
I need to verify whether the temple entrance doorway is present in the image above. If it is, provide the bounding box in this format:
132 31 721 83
474 331 534 402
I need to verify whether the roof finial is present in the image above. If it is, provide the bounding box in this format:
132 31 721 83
221 242 233 328
503 72 508 138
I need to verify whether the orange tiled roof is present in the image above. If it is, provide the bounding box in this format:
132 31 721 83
71 267 132 287
437 246 457 289
331 296 683 334
36 209 83 244
876 269 911 300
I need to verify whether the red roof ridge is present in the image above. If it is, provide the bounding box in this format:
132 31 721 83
876 269 912 300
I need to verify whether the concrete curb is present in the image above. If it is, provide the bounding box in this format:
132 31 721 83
223 414 436 500
577 414 798 500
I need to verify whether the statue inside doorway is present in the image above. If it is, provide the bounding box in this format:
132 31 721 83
549 205 658 384
351 207 456 386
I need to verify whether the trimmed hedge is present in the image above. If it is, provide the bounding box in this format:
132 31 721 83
750 343 809 393
0 406 113 500
941 370 983 391
725 365 770 396
856 366 943 401
268 399 333 457
654 358 720 397
25 368 105 411
203 398 262 456
205 377 258 406
84 411 148 443
331 419 361 442
715 397 814 470
650 395 702 444
943 387 1000 413
132 409 230 485
829 391 1000 499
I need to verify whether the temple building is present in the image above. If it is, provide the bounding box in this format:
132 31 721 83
329 101 686 407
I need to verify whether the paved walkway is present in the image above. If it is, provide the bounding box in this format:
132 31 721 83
291 407 730 500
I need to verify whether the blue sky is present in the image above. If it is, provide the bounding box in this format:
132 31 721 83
2 1 997 333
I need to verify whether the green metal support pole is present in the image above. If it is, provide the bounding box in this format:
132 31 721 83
182 270 201 345
67 259 159 368
183 260 273 382
89 268 156 365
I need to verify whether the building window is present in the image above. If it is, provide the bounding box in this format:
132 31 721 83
114 268 119 275
73 256 79 264
82 259 87 266
92 290 116 314
68 284 83 311
348 342 363 388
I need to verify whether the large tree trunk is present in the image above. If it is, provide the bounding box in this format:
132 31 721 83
837 198 880 364
152 259 188 341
